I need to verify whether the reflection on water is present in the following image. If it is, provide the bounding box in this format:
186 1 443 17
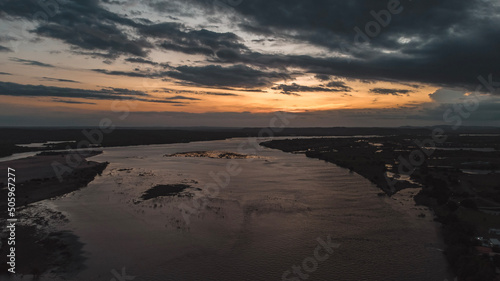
31 138 449 281
461 169 500 175
0 151 40 162
424 146 496 152
16 141 76 148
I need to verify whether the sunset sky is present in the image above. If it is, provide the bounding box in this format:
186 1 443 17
0 0 499 127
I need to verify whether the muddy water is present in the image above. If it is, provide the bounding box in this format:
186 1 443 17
29 138 450 281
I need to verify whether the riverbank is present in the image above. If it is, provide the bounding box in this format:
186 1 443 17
261 136 500 280
3 138 450 280
2 127 499 158
0 134 477 280
0 151 108 278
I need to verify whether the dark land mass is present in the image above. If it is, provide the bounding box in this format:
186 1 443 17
0 128 250 158
140 184 195 200
0 151 108 208
261 135 500 281
1 126 499 157
0 151 108 278
164 151 250 159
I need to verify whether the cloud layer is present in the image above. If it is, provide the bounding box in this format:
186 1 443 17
0 0 499 126
1 0 498 89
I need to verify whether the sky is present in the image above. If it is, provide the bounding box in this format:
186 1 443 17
0 0 499 127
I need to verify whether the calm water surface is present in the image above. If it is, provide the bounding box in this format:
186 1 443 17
26 138 450 280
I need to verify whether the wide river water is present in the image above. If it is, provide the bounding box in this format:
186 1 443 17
21 138 451 280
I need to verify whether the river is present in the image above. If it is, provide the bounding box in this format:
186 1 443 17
16 138 451 280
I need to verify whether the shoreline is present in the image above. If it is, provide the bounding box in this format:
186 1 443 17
261 137 500 280
21 138 452 280
0 151 108 278
2 135 498 279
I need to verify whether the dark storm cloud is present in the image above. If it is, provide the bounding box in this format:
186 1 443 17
0 81 186 105
139 99 185 104
190 0 500 90
35 23 152 58
166 64 291 88
154 89 240 97
398 82 423 89
0 0 250 59
199 0 484 52
124 57 171 69
0 81 142 99
41 77 81 83
137 22 183 37
408 98 500 122
177 90 241 96
0 45 12 52
125 57 157 65
370 88 413 96
325 81 353 92
1 0 499 91
205 87 264 93
272 82 352 96
139 22 248 56
210 48 499 92
10 57 54 68
314 74 331 81
145 0 192 15
0 0 151 58
51 98 97 105
100 87 150 97
199 92 239 96
91 68 162 78
1 0 253 61
163 95 201 101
